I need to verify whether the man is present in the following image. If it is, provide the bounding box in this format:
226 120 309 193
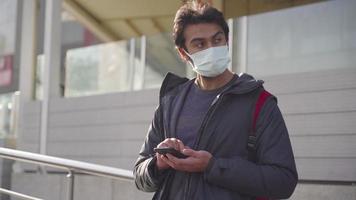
134 2 297 200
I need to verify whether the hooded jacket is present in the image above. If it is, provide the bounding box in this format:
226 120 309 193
134 72 298 200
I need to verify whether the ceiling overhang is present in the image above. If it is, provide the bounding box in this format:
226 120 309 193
63 0 325 42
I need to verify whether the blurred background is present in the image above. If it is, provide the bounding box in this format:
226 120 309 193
0 0 355 199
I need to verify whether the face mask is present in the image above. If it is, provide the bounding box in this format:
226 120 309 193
185 45 231 77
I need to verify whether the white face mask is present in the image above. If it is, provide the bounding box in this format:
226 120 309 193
185 45 231 77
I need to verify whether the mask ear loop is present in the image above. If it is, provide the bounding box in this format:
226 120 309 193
182 48 194 66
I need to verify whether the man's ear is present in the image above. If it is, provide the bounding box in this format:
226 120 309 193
177 47 191 63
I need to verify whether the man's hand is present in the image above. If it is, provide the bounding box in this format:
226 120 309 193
162 147 212 173
155 138 185 170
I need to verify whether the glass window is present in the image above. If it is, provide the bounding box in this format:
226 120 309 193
35 6 103 99
0 0 17 55
0 92 18 139
143 32 192 89
65 40 133 97
0 0 20 93
64 32 192 97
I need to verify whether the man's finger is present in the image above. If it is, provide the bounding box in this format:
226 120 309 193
166 153 182 163
182 148 196 157
169 138 184 151
176 139 185 151
161 154 178 169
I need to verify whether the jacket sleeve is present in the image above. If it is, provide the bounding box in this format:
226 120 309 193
133 105 168 192
203 98 298 199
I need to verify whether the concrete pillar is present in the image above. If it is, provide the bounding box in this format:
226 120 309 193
18 0 37 142
40 0 62 155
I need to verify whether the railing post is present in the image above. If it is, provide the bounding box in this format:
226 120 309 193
67 171 75 200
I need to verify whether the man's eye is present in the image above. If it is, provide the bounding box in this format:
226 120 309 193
196 42 203 48
214 38 221 43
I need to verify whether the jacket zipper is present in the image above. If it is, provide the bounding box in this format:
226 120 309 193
184 93 225 200
182 78 262 199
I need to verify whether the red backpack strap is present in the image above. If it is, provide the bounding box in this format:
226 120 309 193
247 89 273 155
252 90 273 134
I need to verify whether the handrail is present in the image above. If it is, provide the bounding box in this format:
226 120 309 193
0 147 133 180
0 188 43 200
298 179 356 186
0 147 134 200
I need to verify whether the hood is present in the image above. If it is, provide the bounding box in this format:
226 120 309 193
225 73 264 95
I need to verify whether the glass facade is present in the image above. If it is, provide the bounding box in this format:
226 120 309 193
0 92 17 138
62 1 355 97
64 32 192 97
0 0 19 138
0 0 17 56
143 33 192 90
32 0 356 98
65 40 133 96
35 5 103 99
246 0 356 77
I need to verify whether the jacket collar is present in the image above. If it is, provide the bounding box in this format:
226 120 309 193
159 72 189 100
159 72 264 99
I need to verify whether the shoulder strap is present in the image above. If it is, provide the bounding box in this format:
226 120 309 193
247 89 273 158
249 89 273 200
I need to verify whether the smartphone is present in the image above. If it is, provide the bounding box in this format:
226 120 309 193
154 147 188 159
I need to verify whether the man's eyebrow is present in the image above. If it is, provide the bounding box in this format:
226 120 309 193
212 31 224 38
189 31 224 44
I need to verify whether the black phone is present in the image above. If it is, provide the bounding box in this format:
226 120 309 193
154 147 188 159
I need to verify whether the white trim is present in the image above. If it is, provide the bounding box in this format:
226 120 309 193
140 35 146 89
236 16 248 73
228 18 233 71
129 38 136 90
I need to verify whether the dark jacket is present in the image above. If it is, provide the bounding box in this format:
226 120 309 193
134 72 298 200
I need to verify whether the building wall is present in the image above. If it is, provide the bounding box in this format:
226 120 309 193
245 0 356 183
11 173 153 200
10 174 356 200
264 68 356 182
14 67 356 199
18 88 158 170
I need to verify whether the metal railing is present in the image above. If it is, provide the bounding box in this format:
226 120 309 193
0 147 134 200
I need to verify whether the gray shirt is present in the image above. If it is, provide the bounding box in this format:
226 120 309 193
176 75 238 147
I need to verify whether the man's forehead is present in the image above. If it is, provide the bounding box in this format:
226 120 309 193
184 23 224 42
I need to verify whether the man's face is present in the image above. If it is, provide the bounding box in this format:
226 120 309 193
179 23 227 60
